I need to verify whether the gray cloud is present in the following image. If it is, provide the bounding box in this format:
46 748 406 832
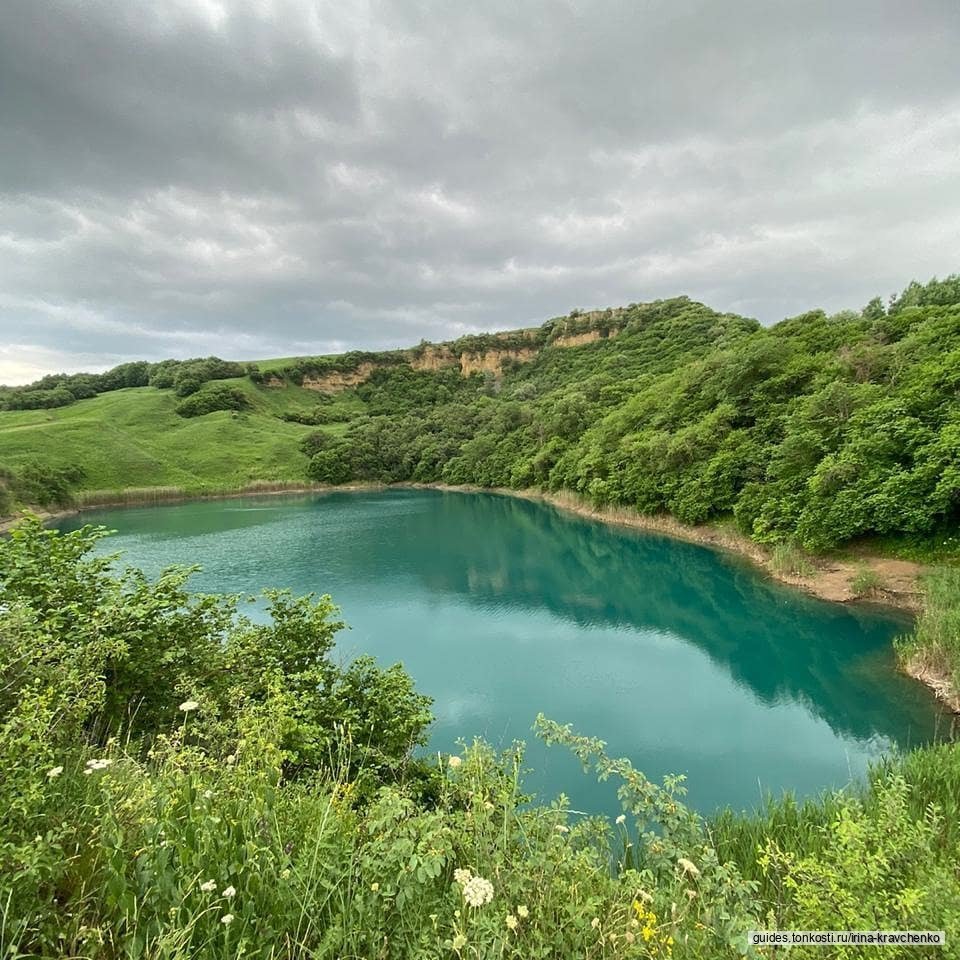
2 0 959 382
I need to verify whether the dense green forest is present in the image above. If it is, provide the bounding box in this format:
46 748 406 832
2 519 959 958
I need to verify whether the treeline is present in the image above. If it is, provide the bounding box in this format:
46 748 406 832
0 356 250 411
304 279 960 550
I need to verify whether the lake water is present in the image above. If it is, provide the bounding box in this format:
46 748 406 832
59 489 945 816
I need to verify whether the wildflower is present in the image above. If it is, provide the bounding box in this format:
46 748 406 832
517 904 529 919
83 768 93 775
200 880 217 892
452 933 467 951
222 885 236 898
448 755 463 769
625 931 636 945
506 914 518 931
220 913 234 925
677 857 700 878
684 888 697 900
203 789 213 800
225 755 236 765
461 875 494 908
179 700 199 712
85 758 113 771
453 868 472 886
615 814 626 825
370 882 380 892
280 869 291 880
47 766 64 779
554 824 569 833
483 801 494 812
591 917 601 930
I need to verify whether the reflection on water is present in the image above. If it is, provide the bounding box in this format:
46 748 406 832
61 489 950 815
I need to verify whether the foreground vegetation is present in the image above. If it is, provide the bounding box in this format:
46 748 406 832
2 519 959 958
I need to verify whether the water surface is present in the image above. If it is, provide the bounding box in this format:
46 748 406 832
60 489 943 815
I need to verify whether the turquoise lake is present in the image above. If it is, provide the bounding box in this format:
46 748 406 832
59 488 946 816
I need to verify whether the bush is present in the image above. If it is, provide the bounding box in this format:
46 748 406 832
175 385 251 418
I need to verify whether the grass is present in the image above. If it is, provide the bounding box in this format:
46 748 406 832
768 540 815 578
850 563 886 598
895 566 960 699
0 379 351 493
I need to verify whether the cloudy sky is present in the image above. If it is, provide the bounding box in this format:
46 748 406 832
2 0 959 383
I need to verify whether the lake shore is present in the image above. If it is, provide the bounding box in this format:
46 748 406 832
7 479 955 711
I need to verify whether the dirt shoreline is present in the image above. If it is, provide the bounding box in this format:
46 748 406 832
5 480 954 711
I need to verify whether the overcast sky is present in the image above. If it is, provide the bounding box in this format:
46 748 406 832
2 0 959 383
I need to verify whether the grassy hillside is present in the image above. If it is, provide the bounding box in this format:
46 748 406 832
0 379 329 494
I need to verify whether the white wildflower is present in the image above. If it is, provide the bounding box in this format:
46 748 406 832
517 904 529 919
452 933 467 951
615 814 626 825
85 758 113 771
179 700 199 713
506 914 518 931
225 755 236 765
47 766 64 779
222 885 236 898
554 824 569 833
677 857 700 878
448 755 463 770
203 789 213 800
461 875 494 908
591 917 601 930
220 913 234 925
453 868 472 887
200 880 217 892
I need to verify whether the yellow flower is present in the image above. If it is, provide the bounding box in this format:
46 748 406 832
370 882 380 892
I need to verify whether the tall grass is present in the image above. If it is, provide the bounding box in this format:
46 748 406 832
75 481 334 508
895 566 960 705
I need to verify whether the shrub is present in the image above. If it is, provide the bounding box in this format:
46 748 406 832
175 385 251 417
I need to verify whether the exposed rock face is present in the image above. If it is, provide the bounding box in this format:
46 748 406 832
459 347 539 377
409 346 459 372
553 329 609 347
298 317 619 393
303 362 377 393
262 375 286 388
